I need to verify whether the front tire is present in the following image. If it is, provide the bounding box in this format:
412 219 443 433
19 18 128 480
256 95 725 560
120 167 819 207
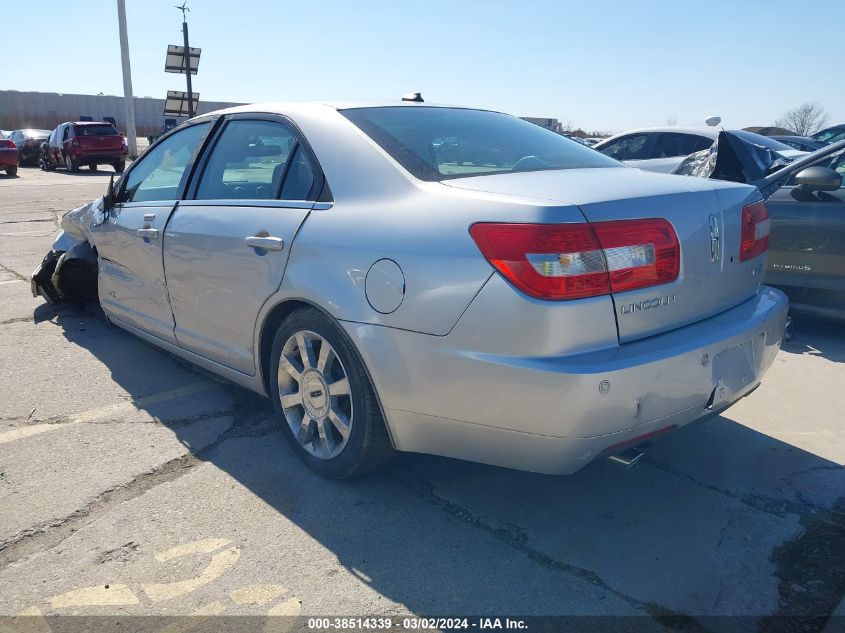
270 307 393 478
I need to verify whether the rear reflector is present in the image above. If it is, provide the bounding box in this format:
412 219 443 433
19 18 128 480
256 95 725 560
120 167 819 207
470 219 680 300
740 200 770 262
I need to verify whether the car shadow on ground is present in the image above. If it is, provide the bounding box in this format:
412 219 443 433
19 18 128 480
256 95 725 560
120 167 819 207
33 302 845 625
781 315 845 364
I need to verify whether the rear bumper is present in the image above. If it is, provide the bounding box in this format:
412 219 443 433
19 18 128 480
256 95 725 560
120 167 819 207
344 286 789 474
70 151 124 163
0 149 18 167
19 147 41 163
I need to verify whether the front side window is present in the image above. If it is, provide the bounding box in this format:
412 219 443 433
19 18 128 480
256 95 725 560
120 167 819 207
341 107 618 181
195 120 297 200
596 134 650 161
122 122 210 203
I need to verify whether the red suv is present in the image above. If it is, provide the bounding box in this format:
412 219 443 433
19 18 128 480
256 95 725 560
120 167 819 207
42 121 128 173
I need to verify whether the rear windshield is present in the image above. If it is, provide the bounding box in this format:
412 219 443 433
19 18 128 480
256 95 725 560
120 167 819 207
74 124 119 137
341 107 619 181
23 129 51 139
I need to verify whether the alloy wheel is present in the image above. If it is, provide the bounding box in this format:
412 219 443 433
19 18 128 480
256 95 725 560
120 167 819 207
277 330 353 459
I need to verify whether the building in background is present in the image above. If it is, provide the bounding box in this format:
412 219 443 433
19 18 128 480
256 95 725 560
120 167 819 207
520 117 564 134
0 90 243 136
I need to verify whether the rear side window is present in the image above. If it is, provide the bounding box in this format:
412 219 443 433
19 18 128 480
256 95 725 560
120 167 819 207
597 134 650 161
652 133 713 158
74 124 119 137
342 107 618 181
195 120 298 200
280 146 315 200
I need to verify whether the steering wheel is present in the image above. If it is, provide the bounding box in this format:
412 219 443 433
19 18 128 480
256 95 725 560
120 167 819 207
512 155 548 171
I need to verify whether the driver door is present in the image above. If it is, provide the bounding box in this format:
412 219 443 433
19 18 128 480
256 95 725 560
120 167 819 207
94 121 212 342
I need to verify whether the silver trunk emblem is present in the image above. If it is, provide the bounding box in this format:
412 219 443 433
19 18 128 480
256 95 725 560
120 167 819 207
709 215 721 263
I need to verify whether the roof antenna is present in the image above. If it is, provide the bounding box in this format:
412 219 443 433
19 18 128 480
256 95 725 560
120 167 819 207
402 92 424 103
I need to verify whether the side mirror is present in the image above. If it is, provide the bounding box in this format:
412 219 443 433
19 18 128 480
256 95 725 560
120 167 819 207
104 173 116 211
795 166 842 192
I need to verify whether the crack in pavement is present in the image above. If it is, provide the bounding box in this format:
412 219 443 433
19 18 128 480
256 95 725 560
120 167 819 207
0 263 28 282
0 410 279 569
644 457 845 521
0 219 55 225
392 469 706 630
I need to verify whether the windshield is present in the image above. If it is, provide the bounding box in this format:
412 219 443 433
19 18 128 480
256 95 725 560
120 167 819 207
341 107 620 181
811 126 845 144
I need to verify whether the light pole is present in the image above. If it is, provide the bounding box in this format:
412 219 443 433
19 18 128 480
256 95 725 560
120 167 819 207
176 2 194 118
116 0 138 158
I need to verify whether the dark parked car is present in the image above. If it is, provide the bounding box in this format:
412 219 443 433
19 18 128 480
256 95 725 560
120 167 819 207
674 131 845 321
7 129 51 165
810 124 845 146
0 131 19 176
766 149 845 321
771 135 825 153
41 121 128 173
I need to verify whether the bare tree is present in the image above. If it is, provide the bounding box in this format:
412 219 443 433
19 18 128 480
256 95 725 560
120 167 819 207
665 115 678 126
774 102 830 136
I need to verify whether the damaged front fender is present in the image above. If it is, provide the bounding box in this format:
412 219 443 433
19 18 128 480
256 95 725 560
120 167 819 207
31 196 107 306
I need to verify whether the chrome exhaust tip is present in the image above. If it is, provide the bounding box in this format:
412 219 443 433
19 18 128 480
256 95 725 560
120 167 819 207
783 316 793 342
608 447 645 469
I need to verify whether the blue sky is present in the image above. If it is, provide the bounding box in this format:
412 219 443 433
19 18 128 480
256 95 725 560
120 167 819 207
3 0 843 133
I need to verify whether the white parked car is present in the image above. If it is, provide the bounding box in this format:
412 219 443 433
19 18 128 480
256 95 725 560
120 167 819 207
594 127 805 174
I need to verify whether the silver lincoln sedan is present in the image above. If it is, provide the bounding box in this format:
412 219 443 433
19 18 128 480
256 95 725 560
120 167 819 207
33 100 789 478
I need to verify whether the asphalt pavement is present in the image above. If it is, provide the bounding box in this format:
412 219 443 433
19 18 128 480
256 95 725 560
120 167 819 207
0 166 843 632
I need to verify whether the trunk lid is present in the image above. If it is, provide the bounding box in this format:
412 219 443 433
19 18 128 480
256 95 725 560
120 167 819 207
444 167 765 342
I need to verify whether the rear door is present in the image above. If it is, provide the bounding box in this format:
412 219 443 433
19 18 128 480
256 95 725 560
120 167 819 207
93 121 213 342
766 151 845 302
163 115 321 374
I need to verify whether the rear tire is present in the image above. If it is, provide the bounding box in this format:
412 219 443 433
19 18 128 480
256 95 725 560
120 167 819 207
88 163 97 172
65 154 79 173
269 307 393 479
5 166 17 176
113 160 126 174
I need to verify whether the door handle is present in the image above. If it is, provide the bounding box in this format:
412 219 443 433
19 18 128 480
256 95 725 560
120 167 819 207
244 235 284 251
137 228 159 239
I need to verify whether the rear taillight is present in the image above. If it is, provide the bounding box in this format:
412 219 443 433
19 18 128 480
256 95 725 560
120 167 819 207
591 219 680 293
0 139 15 149
470 219 680 300
739 200 770 262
